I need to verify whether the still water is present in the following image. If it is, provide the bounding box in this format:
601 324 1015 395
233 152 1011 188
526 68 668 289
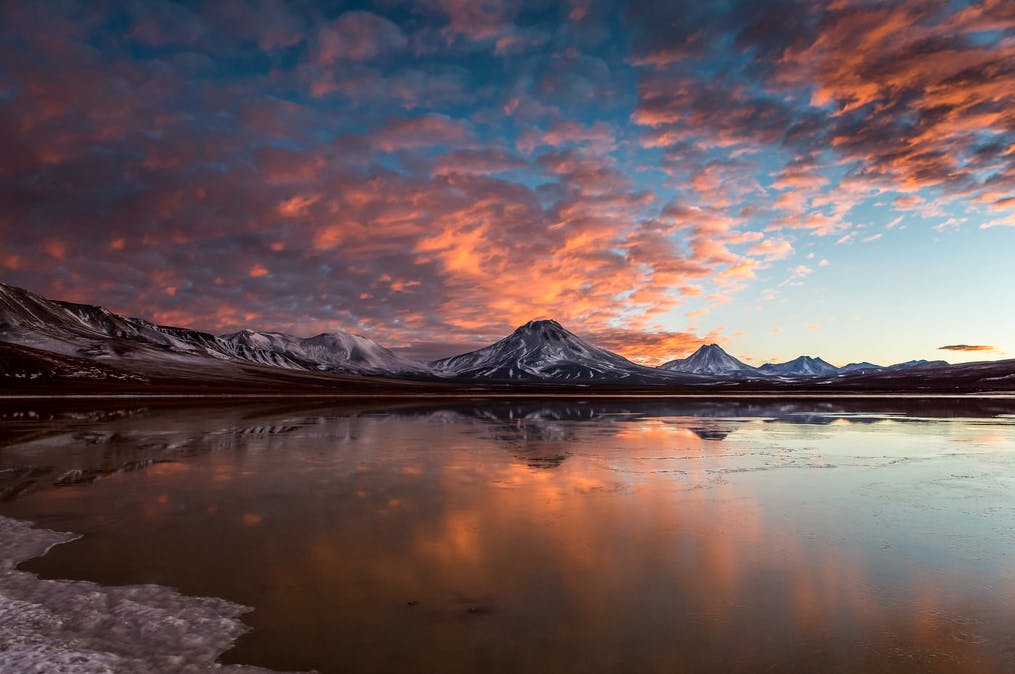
1 398 1014 673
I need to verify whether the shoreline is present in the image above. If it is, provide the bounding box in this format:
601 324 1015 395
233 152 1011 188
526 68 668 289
0 515 282 673
3 391 1015 400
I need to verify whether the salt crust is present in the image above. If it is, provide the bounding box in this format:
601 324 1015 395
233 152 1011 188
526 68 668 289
0 515 293 673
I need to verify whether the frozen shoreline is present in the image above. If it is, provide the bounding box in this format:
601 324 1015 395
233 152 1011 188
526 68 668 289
2 391 1014 399
0 516 281 673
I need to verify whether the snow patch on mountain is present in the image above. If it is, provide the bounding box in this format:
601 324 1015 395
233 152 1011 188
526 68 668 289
2 282 969 386
431 320 690 383
659 344 759 376
0 282 427 377
840 361 883 373
758 356 840 377
220 329 429 375
885 359 949 370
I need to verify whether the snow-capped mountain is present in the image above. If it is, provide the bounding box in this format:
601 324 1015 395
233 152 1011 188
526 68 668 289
659 344 759 376
0 282 312 369
431 319 695 383
757 355 841 377
220 329 429 375
884 359 949 370
0 282 427 377
5 282 992 390
840 361 883 373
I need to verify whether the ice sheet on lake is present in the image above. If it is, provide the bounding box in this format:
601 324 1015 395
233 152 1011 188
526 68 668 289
0 515 282 673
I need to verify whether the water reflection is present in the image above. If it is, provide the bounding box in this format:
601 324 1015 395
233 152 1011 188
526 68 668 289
0 398 1013 673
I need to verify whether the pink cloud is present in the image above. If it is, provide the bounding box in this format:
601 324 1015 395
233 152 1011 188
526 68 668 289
317 11 407 63
371 114 474 152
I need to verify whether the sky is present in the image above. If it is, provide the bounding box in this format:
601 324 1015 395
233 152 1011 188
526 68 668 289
1 0 1013 366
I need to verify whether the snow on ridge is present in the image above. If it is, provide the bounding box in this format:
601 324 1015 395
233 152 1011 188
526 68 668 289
0 282 430 377
2 282 959 383
659 344 758 376
758 355 840 377
219 329 430 375
430 319 682 382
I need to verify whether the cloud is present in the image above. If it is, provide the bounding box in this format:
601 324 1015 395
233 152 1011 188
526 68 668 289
249 263 270 278
203 0 308 51
317 11 407 62
370 114 474 152
516 120 617 155
126 0 207 47
0 0 1010 363
587 328 724 366
938 344 996 352
277 193 321 217
747 237 793 260
432 148 528 175
423 0 517 43
629 0 1015 251
779 264 813 287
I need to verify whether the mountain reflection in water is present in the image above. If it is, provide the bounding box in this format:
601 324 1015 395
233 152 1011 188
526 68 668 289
1 398 1013 674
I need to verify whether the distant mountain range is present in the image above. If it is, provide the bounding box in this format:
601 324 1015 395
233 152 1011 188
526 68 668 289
658 344 945 379
1 282 1011 392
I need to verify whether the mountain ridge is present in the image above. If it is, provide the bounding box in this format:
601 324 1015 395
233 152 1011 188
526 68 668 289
0 283 428 378
5 282 1009 392
758 355 840 377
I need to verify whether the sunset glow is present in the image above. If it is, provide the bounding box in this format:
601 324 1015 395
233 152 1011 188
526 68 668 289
1 1 1013 365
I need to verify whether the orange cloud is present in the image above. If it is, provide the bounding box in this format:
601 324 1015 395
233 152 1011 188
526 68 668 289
41 238 68 260
747 237 793 260
938 344 996 352
278 193 321 217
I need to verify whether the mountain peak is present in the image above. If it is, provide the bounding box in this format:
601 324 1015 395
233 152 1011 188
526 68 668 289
507 319 575 344
518 319 565 332
660 343 757 376
758 355 839 377
430 319 679 382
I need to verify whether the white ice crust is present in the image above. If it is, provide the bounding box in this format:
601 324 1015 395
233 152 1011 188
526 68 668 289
0 516 286 673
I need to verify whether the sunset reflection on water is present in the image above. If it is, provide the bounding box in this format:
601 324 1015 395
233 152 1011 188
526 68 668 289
2 400 1013 673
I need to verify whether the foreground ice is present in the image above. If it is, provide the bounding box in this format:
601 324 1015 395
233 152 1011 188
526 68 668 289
0 516 281 673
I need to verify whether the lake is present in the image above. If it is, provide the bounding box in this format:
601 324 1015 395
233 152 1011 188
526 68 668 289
1 397 1013 673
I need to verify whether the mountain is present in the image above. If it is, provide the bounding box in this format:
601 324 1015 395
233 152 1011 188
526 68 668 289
431 319 696 383
3 282 1009 392
220 329 429 376
0 341 144 383
825 357 1014 391
0 282 427 378
840 361 883 373
758 355 840 377
0 282 306 368
659 344 759 376
885 359 949 370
